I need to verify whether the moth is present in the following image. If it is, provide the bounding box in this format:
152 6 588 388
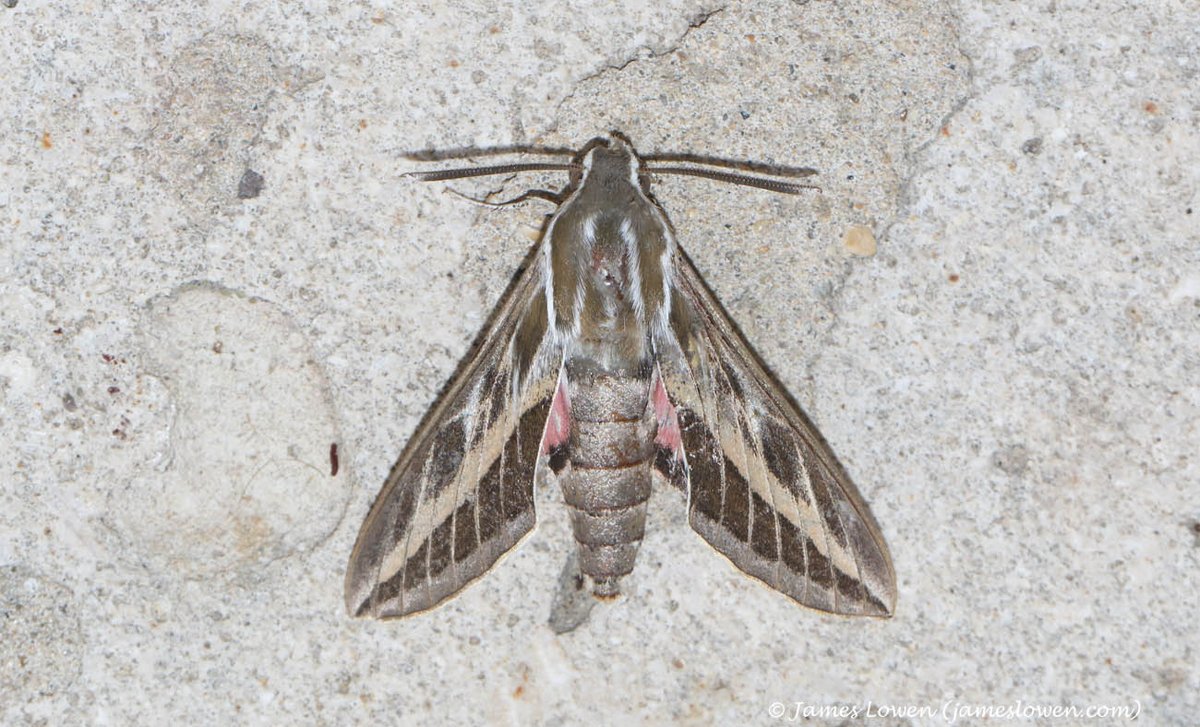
345 133 895 619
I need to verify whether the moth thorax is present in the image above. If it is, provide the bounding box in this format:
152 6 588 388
574 226 651 368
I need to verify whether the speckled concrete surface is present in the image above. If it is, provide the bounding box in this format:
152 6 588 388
2 1 1196 725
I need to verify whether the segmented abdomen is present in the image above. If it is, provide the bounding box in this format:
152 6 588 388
559 365 655 598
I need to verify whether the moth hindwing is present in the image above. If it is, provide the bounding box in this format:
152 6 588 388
345 133 896 619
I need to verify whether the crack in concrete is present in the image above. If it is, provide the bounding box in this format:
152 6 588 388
792 1 979 393
549 6 726 130
885 9 980 247
810 1 979 366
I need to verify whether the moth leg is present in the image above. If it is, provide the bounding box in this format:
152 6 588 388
446 187 563 207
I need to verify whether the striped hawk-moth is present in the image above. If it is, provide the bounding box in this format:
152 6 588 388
345 133 895 620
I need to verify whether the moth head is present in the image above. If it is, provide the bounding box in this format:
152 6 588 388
574 132 645 193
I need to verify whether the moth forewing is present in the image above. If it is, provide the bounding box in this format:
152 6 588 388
344 255 559 619
346 132 895 620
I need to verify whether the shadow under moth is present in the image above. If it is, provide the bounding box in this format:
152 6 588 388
345 132 895 621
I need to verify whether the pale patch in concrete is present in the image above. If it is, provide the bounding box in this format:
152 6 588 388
106 284 345 577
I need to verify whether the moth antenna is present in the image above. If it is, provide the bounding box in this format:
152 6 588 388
640 152 817 177
404 163 578 183
644 166 821 195
404 144 577 161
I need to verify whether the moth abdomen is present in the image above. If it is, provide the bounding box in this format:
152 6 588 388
569 419 654 468
579 541 642 598
564 369 651 420
568 506 646 545
558 368 657 599
560 461 653 594
559 463 652 511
